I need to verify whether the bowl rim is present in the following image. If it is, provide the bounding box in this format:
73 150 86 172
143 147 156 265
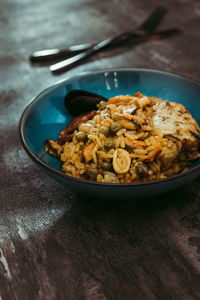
19 67 200 188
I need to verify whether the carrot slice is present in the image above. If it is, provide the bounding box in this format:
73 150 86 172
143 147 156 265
83 143 95 163
145 147 162 162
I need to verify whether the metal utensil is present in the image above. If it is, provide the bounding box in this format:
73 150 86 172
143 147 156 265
30 44 91 62
30 6 168 63
50 28 181 74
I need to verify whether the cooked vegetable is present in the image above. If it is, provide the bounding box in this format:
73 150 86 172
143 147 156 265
88 168 98 180
101 161 112 171
104 139 115 151
110 122 122 134
145 147 162 162
75 131 87 142
83 143 95 163
99 126 110 137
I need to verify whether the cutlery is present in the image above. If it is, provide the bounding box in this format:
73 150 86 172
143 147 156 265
30 6 168 63
30 44 91 62
50 28 181 74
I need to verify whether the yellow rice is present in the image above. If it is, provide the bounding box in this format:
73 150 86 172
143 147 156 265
44 92 200 183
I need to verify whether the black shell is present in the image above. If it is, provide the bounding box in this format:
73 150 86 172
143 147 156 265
64 89 107 116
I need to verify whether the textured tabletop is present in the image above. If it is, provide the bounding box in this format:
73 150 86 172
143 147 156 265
0 0 200 299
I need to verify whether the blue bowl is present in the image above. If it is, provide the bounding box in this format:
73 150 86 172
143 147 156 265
19 68 200 199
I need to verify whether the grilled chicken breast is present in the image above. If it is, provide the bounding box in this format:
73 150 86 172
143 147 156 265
152 99 200 168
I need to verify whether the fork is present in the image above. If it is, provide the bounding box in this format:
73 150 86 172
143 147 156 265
30 7 168 63
50 28 180 73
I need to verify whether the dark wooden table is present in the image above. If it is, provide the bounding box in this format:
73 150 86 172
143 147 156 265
1 0 200 299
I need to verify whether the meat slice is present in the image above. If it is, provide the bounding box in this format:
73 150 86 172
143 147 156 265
58 110 96 144
152 99 200 167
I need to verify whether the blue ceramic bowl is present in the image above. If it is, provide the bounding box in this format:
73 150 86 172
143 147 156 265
19 68 200 199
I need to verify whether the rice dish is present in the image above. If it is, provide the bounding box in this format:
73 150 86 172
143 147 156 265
44 92 200 183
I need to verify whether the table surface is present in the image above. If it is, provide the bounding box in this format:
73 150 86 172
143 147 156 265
1 0 200 299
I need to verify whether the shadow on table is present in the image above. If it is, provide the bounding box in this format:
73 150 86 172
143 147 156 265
74 183 195 214
40 179 200 299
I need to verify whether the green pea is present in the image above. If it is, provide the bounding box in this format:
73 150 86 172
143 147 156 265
75 131 87 142
88 168 98 180
99 126 110 137
104 138 115 151
110 122 122 134
99 101 107 110
101 161 112 171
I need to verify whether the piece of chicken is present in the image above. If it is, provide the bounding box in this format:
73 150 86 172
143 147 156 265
152 99 200 167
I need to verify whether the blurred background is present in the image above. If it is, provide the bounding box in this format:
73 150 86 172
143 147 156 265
1 0 200 299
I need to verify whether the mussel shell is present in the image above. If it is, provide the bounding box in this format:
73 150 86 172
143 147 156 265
64 89 107 116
